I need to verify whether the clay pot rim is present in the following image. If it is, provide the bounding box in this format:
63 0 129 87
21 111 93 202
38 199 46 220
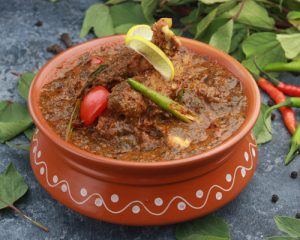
28 35 260 169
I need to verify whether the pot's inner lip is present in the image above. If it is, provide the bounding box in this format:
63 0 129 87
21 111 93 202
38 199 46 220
29 36 260 168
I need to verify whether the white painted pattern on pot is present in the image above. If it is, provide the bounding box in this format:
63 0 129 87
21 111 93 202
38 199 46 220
32 129 256 216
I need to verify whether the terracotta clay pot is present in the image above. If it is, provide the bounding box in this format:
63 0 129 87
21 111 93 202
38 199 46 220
28 36 260 225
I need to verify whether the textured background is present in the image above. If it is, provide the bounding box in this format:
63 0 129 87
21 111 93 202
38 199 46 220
0 0 300 239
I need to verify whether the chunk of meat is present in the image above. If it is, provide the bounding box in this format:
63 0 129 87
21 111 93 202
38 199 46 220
95 112 133 139
142 71 177 98
127 54 153 76
108 81 147 118
93 47 134 88
151 18 181 56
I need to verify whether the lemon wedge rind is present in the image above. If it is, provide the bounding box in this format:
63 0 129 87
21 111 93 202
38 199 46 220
126 35 175 81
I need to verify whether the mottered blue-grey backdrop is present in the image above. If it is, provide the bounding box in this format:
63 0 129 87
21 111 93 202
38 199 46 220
0 0 299 239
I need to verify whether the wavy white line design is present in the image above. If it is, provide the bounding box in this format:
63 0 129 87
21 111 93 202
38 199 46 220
32 129 256 216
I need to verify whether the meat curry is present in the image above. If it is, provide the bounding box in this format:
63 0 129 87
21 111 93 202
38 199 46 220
39 19 247 162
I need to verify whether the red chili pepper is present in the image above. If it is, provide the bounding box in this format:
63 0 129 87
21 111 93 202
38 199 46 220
257 77 296 134
80 86 109 125
276 82 300 97
254 59 300 97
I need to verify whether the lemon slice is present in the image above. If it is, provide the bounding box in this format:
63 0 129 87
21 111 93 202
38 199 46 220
125 22 175 80
125 24 153 45
126 36 175 81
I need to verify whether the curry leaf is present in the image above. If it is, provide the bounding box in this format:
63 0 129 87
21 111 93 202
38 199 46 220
176 215 230 240
242 32 286 75
0 163 28 209
106 0 128 4
180 7 201 25
80 3 114 38
287 11 300 30
198 18 228 43
0 101 33 143
166 0 195 6
274 216 300 237
253 104 272 145
229 23 248 53
222 0 275 30
200 0 231 4
195 8 218 39
110 2 147 27
216 1 238 16
24 126 35 140
0 163 48 231
141 0 159 23
242 32 279 59
209 19 233 53
115 23 135 34
18 72 35 100
276 34 300 59
231 46 245 62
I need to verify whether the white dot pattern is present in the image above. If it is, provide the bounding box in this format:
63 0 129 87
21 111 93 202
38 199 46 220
61 184 67 192
177 202 186 211
196 190 203 198
132 205 140 214
252 148 256 157
31 133 256 217
216 192 222 200
33 146 37 153
95 198 103 207
52 175 58 183
111 194 119 203
226 174 232 182
244 152 249 161
154 198 163 206
80 188 88 197
241 168 246 178
39 167 45 175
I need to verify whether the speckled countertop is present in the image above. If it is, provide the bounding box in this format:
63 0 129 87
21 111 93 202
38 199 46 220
0 0 300 239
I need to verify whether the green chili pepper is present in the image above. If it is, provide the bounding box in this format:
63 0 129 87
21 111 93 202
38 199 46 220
263 97 300 134
263 61 300 73
127 78 200 123
285 124 300 165
266 97 300 114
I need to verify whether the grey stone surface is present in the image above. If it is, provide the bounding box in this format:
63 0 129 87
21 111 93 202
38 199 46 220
0 0 300 239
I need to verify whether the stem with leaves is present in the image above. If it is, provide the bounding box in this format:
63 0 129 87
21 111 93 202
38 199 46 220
65 64 108 141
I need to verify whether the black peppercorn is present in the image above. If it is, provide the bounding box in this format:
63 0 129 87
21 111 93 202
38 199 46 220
271 194 279 203
296 213 300 219
291 171 298 179
34 20 43 27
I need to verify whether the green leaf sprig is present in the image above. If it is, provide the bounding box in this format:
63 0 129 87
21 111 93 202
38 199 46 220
0 163 48 232
268 216 300 239
80 0 300 73
176 215 231 240
253 103 272 145
2 72 35 150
